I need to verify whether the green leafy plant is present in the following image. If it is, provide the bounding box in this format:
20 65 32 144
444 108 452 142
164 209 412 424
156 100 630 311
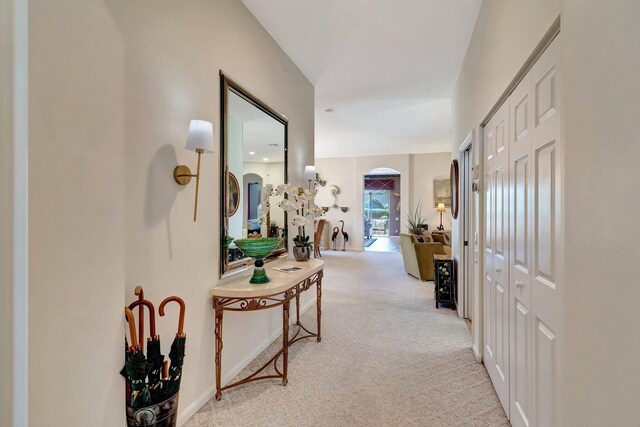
406 201 427 235
293 234 312 248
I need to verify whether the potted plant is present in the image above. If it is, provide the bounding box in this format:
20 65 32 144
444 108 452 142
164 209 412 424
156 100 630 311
292 234 313 261
261 183 323 261
406 201 428 237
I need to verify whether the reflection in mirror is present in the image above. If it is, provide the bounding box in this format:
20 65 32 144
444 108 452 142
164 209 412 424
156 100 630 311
220 73 288 278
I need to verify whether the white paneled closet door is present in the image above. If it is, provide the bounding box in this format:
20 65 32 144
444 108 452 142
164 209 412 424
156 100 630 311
482 33 562 426
530 35 561 427
484 101 510 414
509 70 533 427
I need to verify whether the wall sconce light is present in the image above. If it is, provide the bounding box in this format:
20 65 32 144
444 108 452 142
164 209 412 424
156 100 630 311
304 165 316 191
437 202 446 231
173 119 215 222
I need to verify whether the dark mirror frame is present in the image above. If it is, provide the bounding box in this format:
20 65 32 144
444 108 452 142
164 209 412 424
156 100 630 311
450 159 459 220
219 71 289 278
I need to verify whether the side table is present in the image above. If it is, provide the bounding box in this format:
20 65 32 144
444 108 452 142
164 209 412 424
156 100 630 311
434 254 456 309
211 259 324 400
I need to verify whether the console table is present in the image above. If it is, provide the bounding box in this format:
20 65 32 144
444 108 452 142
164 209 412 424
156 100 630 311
211 259 324 400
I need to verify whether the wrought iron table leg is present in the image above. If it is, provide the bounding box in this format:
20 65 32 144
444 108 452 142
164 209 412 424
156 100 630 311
214 305 224 400
316 279 322 342
295 286 300 326
282 297 290 385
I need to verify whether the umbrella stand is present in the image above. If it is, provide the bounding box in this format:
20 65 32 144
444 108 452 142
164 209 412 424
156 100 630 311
125 393 179 427
123 292 185 427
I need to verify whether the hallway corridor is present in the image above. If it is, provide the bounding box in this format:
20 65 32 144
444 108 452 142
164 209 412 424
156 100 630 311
186 251 507 426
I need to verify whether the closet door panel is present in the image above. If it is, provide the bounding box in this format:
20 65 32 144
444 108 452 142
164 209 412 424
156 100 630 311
513 301 531 425
531 35 561 426
484 101 510 414
509 72 533 427
534 319 556 427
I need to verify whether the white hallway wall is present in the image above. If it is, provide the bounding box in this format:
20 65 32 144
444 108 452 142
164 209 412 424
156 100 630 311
24 0 313 426
124 0 314 424
28 0 126 426
453 0 640 423
561 1 640 423
316 153 451 250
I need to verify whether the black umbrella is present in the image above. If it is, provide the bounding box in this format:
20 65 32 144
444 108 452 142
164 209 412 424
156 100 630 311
159 296 186 399
123 307 151 409
129 299 165 404
121 336 131 399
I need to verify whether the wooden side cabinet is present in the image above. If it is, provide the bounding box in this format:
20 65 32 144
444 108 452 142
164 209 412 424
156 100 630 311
433 255 456 309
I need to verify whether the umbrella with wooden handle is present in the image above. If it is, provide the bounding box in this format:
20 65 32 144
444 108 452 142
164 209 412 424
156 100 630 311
129 299 165 404
133 286 145 350
159 296 186 400
122 307 151 409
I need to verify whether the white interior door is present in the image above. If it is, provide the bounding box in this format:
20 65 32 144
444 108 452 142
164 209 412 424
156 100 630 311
484 101 510 414
509 70 533 427
530 35 561 427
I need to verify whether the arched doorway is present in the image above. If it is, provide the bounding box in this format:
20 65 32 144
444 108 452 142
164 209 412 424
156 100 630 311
363 167 401 252
242 173 263 236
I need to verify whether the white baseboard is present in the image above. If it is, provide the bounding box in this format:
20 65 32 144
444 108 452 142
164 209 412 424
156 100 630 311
472 344 482 363
176 384 216 426
176 297 317 426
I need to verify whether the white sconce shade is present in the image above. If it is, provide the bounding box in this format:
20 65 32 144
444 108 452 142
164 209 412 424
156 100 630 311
304 165 316 180
174 119 215 222
185 119 215 153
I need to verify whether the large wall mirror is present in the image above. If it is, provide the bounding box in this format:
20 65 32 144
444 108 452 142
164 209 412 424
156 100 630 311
220 72 288 278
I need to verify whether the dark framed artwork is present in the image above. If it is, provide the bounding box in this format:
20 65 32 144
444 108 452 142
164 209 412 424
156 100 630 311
228 172 240 217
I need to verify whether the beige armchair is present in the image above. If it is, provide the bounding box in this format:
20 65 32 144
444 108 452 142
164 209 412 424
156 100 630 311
400 233 451 281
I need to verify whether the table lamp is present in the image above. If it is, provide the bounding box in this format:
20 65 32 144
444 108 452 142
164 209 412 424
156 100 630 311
437 202 446 231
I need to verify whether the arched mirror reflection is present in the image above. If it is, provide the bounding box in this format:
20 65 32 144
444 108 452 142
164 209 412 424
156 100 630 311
220 72 288 278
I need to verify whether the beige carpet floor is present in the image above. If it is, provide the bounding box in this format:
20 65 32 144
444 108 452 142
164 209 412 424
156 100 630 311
185 251 509 426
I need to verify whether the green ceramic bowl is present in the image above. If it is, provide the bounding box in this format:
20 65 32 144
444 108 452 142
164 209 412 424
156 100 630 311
233 237 282 259
222 235 234 249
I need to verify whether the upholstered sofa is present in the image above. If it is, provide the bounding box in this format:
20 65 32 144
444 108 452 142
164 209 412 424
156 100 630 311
399 233 452 281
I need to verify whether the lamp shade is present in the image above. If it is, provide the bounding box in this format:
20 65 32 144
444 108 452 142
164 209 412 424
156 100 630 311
437 202 446 212
185 119 214 153
304 165 316 181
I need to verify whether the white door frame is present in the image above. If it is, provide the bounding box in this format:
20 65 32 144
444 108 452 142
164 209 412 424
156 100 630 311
458 132 473 320
1 0 29 425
